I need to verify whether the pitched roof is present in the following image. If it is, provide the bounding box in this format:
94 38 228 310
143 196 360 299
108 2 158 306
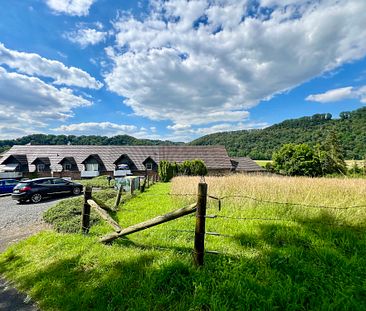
1 145 232 172
31 157 51 165
231 157 265 172
58 157 77 165
1 154 28 165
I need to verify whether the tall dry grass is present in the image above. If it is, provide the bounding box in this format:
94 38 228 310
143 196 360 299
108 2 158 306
171 175 366 226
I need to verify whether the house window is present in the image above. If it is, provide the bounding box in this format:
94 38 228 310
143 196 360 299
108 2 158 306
37 164 45 172
64 163 72 171
86 163 99 171
146 163 153 170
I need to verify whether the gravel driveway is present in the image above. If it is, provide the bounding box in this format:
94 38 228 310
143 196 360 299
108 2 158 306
0 194 67 252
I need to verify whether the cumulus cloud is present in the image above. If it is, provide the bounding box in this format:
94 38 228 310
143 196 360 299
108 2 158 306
0 66 92 138
45 0 96 16
105 0 366 129
52 122 154 137
65 27 107 48
0 43 102 89
306 85 366 103
167 121 268 138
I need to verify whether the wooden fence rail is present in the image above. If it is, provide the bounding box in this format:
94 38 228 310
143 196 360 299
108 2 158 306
82 181 209 266
87 199 122 233
100 203 197 243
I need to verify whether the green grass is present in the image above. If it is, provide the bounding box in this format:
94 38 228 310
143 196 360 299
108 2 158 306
1 181 366 310
75 176 115 189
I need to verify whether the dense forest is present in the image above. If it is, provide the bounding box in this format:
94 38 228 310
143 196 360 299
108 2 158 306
0 134 181 154
191 107 366 159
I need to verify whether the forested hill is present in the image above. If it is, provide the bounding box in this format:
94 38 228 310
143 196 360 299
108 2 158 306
190 107 366 160
0 134 181 154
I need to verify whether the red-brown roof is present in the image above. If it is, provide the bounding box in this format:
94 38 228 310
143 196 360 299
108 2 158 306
1 145 232 172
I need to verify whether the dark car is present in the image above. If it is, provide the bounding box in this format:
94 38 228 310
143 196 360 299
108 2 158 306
12 177 83 204
0 179 19 194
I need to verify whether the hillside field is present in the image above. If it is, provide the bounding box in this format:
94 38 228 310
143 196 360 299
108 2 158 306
1 175 366 310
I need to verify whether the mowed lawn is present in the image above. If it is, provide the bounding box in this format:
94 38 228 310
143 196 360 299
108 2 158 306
1 176 366 310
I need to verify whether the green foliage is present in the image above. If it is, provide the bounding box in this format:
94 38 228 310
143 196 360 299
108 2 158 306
191 107 366 159
43 189 117 233
0 133 182 152
273 143 322 176
187 159 208 176
159 160 208 182
158 160 175 182
273 130 349 177
76 176 115 189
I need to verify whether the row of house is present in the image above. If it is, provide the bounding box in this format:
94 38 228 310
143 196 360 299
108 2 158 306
0 145 264 179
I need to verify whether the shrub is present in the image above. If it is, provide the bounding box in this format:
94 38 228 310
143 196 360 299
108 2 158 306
158 160 175 182
159 159 208 182
272 143 322 176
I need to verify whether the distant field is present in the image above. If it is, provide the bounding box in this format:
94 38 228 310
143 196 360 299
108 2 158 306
1 175 366 310
254 160 272 167
345 160 365 168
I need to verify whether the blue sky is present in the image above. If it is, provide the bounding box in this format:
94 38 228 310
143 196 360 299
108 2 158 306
0 0 365 142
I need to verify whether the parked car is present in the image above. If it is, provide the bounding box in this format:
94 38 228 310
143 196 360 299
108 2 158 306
0 179 20 194
12 177 83 204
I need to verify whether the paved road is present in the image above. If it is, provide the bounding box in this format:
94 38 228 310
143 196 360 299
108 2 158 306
0 194 71 311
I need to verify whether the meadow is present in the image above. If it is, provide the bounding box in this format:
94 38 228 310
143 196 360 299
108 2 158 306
1 175 366 310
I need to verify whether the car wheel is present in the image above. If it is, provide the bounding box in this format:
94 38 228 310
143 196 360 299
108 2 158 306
72 187 81 195
30 193 42 204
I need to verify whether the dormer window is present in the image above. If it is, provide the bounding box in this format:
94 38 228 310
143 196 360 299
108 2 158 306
37 164 45 172
64 163 72 171
86 162 99 171
146 163 153 170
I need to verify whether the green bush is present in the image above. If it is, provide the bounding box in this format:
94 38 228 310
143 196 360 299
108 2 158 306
158 159 208 182
273 143 321 177
158 160 175 182
43 189 116 233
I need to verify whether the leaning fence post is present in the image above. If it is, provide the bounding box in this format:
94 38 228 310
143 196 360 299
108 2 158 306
82 186 92 234
114 185 123 209
194 182 208 266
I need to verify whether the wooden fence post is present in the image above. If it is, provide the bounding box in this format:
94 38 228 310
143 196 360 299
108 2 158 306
82 186 92 234
130 178 134 196
194 182 208 266
146 175 150 188
114 185 123 210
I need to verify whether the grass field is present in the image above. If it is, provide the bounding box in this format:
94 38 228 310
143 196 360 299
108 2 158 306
1 175 366 310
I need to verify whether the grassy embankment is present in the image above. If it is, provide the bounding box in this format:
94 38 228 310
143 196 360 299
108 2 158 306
1 175 366 310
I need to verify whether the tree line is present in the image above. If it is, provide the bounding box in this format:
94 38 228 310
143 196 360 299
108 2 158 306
0 134 181 154
191 107 366 160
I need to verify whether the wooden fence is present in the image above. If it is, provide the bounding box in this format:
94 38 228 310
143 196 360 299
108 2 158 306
81 180 208 266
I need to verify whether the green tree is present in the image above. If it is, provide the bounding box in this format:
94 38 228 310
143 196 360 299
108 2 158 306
272 143 322 176
319 129 347 175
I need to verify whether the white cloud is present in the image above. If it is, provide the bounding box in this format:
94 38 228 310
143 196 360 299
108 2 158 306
105 0 366 128
0 66 92 138
167 120 268 138
52 122 157 139
45 0 96 16
54 122 137 133
306 85 366 103
65 27 107 48
0 43 102 89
